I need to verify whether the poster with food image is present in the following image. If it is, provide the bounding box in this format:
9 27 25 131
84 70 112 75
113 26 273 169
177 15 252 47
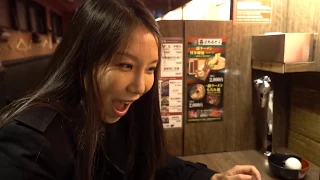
187 37 226 122
159 78 183 128
158 37 183 128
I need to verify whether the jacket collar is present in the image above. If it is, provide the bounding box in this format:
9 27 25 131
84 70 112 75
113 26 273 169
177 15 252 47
14 106 57 132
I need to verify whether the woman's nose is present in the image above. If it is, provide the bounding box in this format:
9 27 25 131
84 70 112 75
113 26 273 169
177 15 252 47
126 75 146 95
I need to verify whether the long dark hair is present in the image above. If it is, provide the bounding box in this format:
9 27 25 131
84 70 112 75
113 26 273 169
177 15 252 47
0 0 166 179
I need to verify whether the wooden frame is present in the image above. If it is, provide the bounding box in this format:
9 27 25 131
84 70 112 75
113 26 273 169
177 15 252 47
50 11 63 37
27 1 47 34
7 0 28 31
6 0 47 33
0 0 12 28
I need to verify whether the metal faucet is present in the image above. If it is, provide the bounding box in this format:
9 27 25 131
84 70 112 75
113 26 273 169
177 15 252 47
254 76 273 156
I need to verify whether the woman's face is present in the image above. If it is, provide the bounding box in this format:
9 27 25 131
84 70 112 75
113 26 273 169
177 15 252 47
96 26 159 123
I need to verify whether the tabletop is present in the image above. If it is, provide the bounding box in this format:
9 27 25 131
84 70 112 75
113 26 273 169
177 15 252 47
180 150 320 180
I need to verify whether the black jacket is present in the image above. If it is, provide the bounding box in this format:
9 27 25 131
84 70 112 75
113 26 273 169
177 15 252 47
0 107 216 180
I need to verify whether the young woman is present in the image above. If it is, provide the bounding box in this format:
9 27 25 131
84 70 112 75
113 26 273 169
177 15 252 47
0 0 261 179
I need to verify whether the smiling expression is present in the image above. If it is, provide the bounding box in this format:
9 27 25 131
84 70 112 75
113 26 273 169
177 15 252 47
96 26 159 123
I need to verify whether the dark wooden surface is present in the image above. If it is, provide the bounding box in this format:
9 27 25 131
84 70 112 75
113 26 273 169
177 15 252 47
180 149 320 180
252 61 316 74
289 131 320 167
0 0 11 28
271 73 291 150
158 20 184 156
2 56 51 105
164 128 183 156
288 73 320 167
183 20 232 155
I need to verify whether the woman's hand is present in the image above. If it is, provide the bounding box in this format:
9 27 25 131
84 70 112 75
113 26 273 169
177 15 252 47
211 165 261 180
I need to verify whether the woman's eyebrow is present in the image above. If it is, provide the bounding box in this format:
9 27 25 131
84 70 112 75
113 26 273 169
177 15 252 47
117 52 159 64
117 52 139 61
150 59 159 64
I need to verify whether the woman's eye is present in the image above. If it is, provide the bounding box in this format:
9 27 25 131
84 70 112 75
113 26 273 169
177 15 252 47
119 63 133 70
147 67 156 73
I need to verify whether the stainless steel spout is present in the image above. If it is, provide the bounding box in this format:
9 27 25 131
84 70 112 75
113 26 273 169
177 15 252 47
254 76 273 156
254 76 272 108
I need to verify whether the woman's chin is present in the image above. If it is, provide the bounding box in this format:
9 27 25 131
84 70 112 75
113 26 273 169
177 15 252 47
103 116 121 124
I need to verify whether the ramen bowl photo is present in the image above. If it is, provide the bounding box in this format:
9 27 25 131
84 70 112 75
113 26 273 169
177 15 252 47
189 84 206 100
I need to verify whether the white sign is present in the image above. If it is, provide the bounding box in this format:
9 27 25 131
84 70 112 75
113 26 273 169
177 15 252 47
159 38 183 128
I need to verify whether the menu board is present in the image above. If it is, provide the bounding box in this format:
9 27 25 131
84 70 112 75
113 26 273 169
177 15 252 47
187 37 226 122
159 38 183 128
233 0 272 24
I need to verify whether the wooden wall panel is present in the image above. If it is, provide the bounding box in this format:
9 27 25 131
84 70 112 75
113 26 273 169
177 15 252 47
291 89 320 142
288 131 320 167
183 21 232 155
183 0 288 155
229 0 288 152
3 56 51 103
0 0 11 28
287 0 320 70
288 73 320 167
157 20 184 156
270 73 291 149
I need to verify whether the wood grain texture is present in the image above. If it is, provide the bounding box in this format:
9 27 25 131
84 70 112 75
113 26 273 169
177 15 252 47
287 0 320 71
272 73 291 149
252 61 316 74
164 128 183 156
288 131 320 167
291 88 320 143
291 72 320 91
3 56 51 102
252 60 285 73
285 62 316 73
230 0 288 152
157 20 184 156
183 20 232 155
158 20 184 38
180 150 320 180
288 72 320 167
0 0 11 28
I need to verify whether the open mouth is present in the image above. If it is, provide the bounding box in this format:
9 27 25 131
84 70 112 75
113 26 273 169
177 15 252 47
112 100 132 116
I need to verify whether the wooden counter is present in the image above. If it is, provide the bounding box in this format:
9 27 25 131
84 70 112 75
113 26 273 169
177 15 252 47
1 54 52 66
180 150 320 180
